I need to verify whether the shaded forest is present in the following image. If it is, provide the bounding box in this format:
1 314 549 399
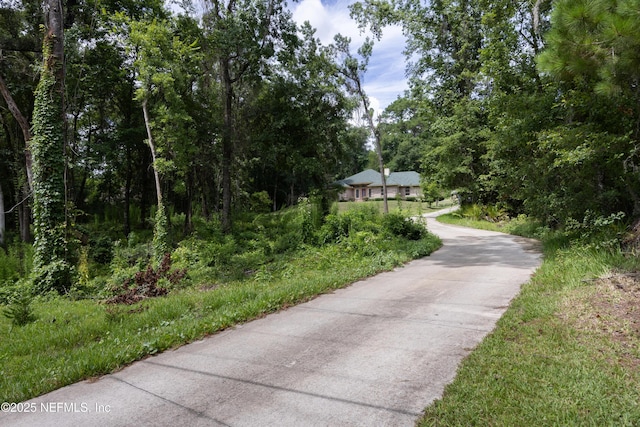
2 0 640 294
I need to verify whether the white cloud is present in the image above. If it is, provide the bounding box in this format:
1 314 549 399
290 0 408 111
292 0 364 45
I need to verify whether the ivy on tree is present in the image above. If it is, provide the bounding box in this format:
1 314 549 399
30 0 72 294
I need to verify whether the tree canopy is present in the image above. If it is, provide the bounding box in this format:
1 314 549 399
1 0 639 293
351 0 640 226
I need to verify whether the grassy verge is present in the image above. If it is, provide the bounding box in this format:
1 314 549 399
336 199 455 216
419 215 640 425
0 232 441 403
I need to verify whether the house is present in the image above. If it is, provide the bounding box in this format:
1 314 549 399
335 169 422 202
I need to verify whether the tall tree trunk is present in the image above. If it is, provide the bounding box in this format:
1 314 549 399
0 181 5 246
0 73 33 190
183 170 194 235
141 98 168 262
142 98 163 208
0 73 33 243
140 165 149 229
357 81 388 213
19 187 31 243
31 0 70 293
221 58 233 233
124 148 132 236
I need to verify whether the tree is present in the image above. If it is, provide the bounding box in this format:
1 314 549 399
352 0 484 109
378 96 425 172
533 0 640 221
0 181 4 246
122 15 201 262
0 73 33 188
202 0 297 231
246 23 355 209
351 0 490 201
30 0 71 293
537 0 640 139
333 35 389 213
0 1 42 243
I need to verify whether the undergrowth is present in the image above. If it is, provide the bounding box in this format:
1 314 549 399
0 203 441 402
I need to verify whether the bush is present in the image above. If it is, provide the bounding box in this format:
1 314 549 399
503 214 551 240
382 212 426 240
0 278 32 306
457 203 509 223
318 206 430 244
31 260 76 295
343 230 383 256
3 289 36 326
316 206 378 244
171 236 238 285
89 235 114 264
564 210 626 249
110 235 153 270
317 213 351 244
250 191 272 213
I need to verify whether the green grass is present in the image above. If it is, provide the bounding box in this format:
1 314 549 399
336 198 455 216
418 216 640 426
0 234 441 403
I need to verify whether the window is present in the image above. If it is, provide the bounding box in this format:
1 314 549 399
380 188 384 196
356 189 360 198
405 187 411 196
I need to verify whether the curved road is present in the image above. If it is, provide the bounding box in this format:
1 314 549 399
1 210 541 427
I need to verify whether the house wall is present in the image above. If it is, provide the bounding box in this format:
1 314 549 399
339 187 372 201
369 186 422 200
406 186 422 198
339 185 421 202
339 188 354 201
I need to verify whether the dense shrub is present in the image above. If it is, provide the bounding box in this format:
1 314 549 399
89 236 114 265
316 205 380 244
382 212 426 240
0 203 438 300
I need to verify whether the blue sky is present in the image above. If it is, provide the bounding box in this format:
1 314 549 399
290 0 408 115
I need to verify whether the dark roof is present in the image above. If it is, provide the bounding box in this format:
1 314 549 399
386 171 421 186
335 169 380 187
336 169 421 188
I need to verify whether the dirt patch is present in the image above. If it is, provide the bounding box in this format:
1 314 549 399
560 271 640 369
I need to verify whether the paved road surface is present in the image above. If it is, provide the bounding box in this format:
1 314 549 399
1 209 541 426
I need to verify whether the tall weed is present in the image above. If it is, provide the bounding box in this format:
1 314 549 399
0 243 33 284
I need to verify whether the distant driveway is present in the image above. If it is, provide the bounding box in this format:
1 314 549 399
1 209 541 427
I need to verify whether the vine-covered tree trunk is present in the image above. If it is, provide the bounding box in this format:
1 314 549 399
30 0 72 293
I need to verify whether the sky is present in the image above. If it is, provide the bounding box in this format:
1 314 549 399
289 0 409 115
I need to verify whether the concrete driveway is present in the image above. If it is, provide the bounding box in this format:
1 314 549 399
1 209 541 426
